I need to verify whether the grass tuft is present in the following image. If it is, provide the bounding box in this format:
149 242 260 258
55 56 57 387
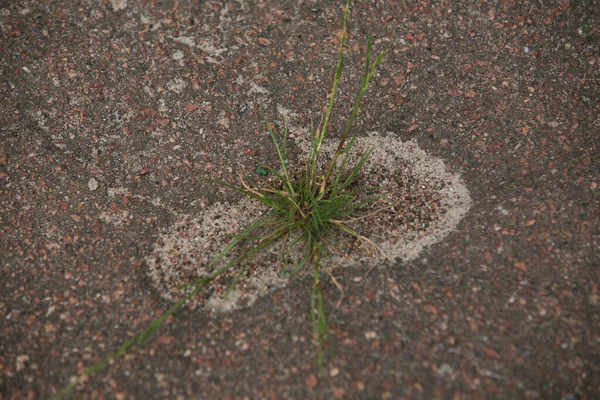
53 1 387 398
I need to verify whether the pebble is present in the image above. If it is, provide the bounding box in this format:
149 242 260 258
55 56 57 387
437 363 454 376
365 331 378 340
172 50 184 60
16 355 29 372
88 177 98 191
305 374 318 389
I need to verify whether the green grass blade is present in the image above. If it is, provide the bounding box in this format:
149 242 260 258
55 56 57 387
311 0 350 179
282 118 289 159
331 136 358 197
364 35 372 81
206 217 269 271
260 107 295 196
204 178 263 202
223 262 248 300
282 245 313 277
339 147 373 191
338 48 388 151
182 220 292 291
322 36 387 186
311 254 330 372
52 275 216 400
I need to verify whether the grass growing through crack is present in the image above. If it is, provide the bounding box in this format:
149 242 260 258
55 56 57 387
53 1 386 398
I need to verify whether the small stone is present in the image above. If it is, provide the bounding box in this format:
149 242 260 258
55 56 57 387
306 374 318 389
332 387 346 398
437 363 454 376
172 50 184 60
218 116 230 129
16 355 29 372
185 103 199 112
88 177 98 191
110 0 127 11
465 90 477 98
156 335 175 345
365 331 377 340
487 348 502 359
257 37 271 46
514 262 527 272
167 78 187 95
329 367 340 377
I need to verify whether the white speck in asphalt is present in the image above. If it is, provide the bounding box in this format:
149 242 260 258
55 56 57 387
88 178 98 191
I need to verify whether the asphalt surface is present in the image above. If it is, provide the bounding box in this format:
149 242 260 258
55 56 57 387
1 0 599 399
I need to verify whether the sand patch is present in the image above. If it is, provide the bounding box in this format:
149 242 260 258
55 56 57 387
146 132 471 313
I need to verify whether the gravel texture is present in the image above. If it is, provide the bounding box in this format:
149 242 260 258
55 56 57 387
1 0 598 399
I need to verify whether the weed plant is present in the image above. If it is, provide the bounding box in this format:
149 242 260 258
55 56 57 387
53 1 387 398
